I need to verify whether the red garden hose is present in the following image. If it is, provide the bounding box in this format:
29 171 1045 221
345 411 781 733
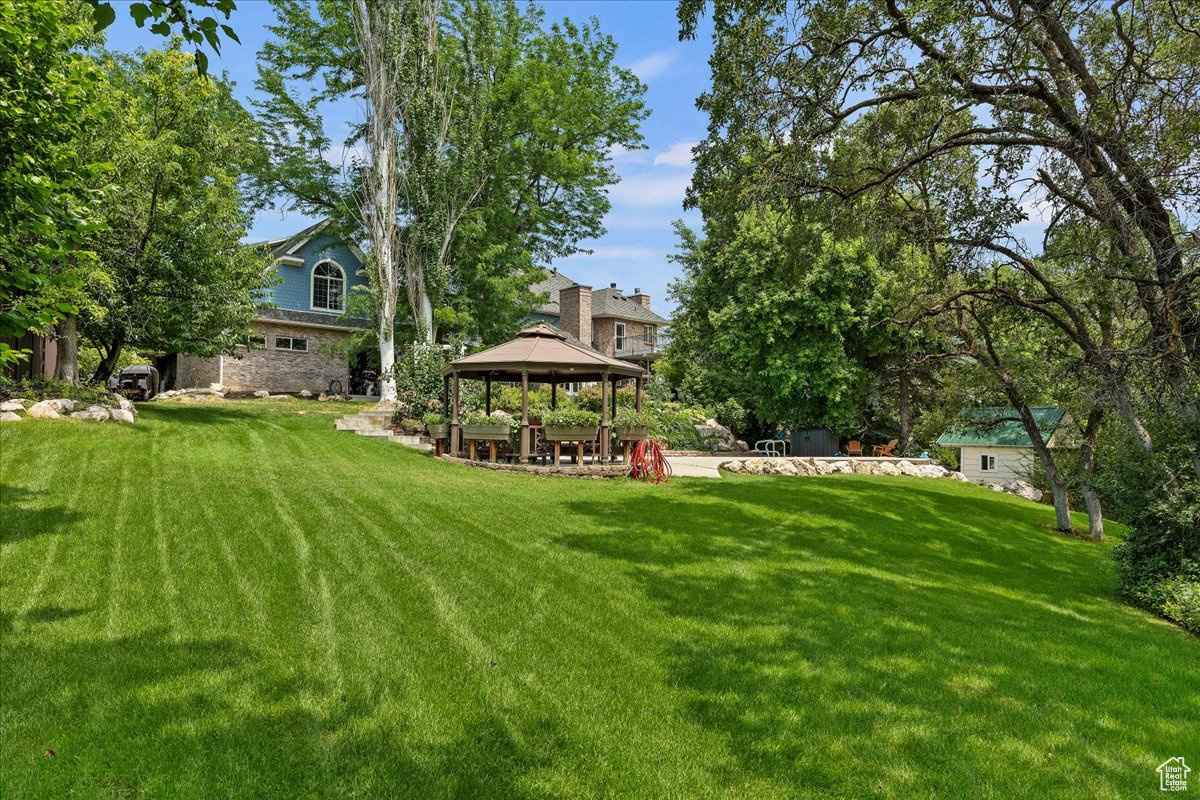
629 438 671 483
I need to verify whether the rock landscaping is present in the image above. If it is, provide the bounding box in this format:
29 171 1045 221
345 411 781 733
719 457 1048 503
0 394 137 424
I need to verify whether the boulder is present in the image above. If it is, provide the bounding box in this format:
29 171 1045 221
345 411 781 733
253 389 271 398
896 460 922 476
0 400 25 413
27 401 61 420
721 460 746 473
209 383 225 393
299 390 313 398
71 406 110 422
810 459 835 475
0 411 21 422
50 398 75 412
1007 480 1044 502
110 409 136 424
790 458 815 475
947 471 969 482
774 459 798 476
874 461 902 476
113 395 135 413
852 461 874 474
987 483 1007 492
701 418 748 452
829 460 853 474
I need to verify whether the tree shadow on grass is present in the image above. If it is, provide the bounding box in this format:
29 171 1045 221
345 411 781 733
133 403 265 427
559 476 1200 798
0 485 84 545
1 626 574 799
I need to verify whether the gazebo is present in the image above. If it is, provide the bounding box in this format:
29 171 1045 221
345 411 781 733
442 324 646 463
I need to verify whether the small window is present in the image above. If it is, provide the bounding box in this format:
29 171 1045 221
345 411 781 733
615 321 626 351
275 336 308 352
312 261 345 311
643 325 655 345
980 454 996 471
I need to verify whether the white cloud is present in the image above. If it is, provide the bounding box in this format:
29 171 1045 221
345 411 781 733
653 141 698 168
607 173 692 207
628 50 676 80
607 143 648 165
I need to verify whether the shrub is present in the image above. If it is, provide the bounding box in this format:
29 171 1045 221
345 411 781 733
542 407 600 428
398 417 422 433
614 408 654 429
422 412 448 427
0 377 119 407
463 412 519 431
713 398 748 434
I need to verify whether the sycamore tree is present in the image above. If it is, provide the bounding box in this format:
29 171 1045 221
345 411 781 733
79 44 269 382
254 0 646 395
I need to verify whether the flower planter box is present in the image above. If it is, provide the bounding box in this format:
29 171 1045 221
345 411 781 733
543 425 598 442
615 426 650 442
460 424 511 441
427 423 449 440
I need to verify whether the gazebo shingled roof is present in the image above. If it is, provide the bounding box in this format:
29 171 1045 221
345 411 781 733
444 324 644 381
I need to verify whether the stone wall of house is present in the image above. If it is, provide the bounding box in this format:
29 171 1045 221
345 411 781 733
176 353 222 389
220 321 352 393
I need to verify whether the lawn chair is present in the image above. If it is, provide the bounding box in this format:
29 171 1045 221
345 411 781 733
871 438 899 457
846 440 863 456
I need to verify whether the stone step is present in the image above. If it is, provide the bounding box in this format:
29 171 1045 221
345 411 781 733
390 435 432 451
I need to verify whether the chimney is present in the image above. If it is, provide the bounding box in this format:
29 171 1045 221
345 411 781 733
629 288 652 309
558 284 592 347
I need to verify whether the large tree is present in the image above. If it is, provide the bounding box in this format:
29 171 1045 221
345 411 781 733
0 0 107 369
80 44 270 381
253 0 646 388
679 0 1200 462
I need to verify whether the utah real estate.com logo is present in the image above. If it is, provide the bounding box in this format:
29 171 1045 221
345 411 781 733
1158 757 1190 792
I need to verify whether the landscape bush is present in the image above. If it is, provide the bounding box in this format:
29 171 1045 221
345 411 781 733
542 407 600 428
0 376 120 407
713 398 747 434
614 408 654 429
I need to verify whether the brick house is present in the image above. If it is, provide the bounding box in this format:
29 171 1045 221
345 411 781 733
172 220 371 394
527 269 670 370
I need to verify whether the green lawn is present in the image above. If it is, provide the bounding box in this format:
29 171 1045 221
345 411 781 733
1 400 1196 798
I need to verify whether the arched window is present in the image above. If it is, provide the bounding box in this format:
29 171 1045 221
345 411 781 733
312 261 345 311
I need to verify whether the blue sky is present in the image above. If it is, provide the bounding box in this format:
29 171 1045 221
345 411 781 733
103 0 715 316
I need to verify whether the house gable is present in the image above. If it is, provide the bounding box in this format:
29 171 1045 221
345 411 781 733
254 221 368 324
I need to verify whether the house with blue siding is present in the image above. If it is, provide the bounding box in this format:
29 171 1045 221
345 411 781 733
174 220 373 394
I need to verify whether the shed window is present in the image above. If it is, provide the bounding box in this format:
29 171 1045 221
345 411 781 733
312 261 345 311
275 336 308 352
980 453 996 471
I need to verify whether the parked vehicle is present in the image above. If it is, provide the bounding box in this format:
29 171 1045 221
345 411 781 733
116 365 160 400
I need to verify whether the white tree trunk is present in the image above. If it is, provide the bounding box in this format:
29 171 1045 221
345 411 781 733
353 0 400 403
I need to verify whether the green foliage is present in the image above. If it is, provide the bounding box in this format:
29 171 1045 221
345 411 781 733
79 44 270 380
613 408 653 429
0 0 108 366
644 401 710 450
462 411 518 431
84 0 240 75
666 210 891 433
0 376 118 408
713 399 747 435
393 342 448 412
397 417 423 433
541 407 599 428
422 412 448 427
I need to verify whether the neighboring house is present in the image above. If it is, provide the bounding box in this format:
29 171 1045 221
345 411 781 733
173 220 371 394
936 406 1076 484
527 269 670 369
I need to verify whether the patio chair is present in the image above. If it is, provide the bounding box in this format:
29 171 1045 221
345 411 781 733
871 438 899 457
846 440 863 456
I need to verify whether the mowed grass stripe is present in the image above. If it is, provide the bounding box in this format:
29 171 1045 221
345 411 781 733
2 400 1197 799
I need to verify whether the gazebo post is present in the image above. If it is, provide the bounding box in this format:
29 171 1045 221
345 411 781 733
599 370 610 462
635 375 643 411
450 371 461 456
485 375 491 416
520 370 530 463
611 375 619 461
443 375 450 415
551 381 557 410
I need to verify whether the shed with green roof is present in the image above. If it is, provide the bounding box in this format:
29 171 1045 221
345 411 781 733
936 407 1076 484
